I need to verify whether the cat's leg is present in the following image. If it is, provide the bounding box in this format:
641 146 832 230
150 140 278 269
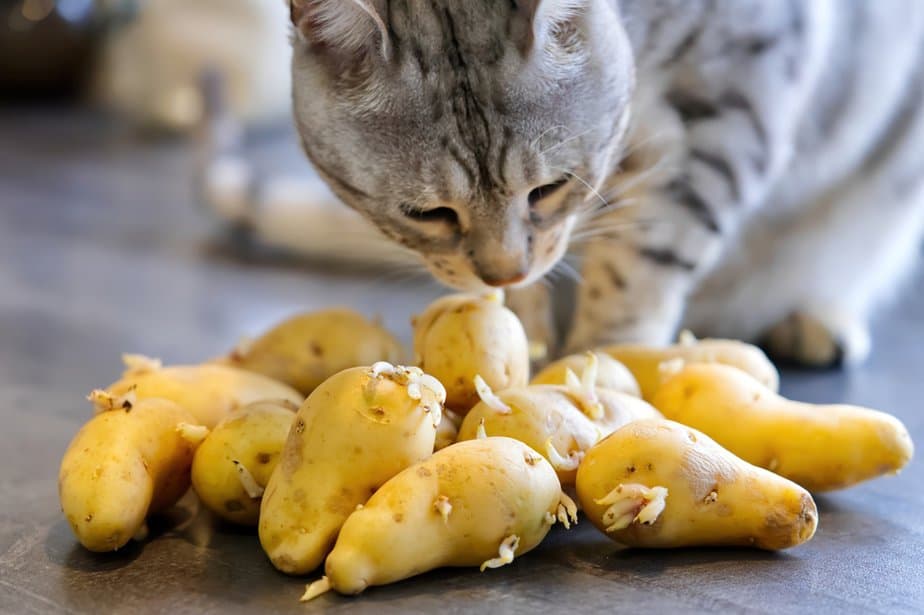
565 1 831 352
763 182 923 367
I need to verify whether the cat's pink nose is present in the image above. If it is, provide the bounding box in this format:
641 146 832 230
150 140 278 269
481 271 528 287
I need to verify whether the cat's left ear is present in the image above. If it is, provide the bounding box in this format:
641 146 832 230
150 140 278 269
513 0 587 53
290 0 391 60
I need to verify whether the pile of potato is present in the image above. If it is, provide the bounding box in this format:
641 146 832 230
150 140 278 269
59 291 914 600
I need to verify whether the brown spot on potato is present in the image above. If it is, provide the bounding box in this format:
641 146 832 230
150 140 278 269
225 499 245 512
682 385 697 400
294 419 305 434
627 465 636 474
417 466 432 477
310 342 324 357
256 452 272 464
393 513 404 523
84 514 93 523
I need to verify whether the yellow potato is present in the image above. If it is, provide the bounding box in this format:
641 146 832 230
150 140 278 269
413 291 529 413
603 334 779 400
259 363 444 575
227 309 405 395
59 398 199 552
457 383 660 484
303 437 573 599
651 363 914 491
531 352 641 397
191 400 298 525
92 355 303 428
576 419 818 550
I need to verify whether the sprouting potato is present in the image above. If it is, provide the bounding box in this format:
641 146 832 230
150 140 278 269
434 408 462 452
651 363 915 491
603 331 779 400
91 354 303 428
301 437 575 599
413 291 529 413
259 363 445 575
191 400 298 525
457 379 660 484
226 308 405 395
532 351 641 398
59 398 200 552
576 419 818 550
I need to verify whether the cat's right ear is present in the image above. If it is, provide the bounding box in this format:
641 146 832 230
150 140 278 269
290 0 391 60
514 0 587 54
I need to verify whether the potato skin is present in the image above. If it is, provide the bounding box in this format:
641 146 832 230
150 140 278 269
259 365 442 575
604 338 779 400
652 363 915 491
413 292 529 413
457 385 660 484
59 398 198 552
324 437 562 595
532 352 641 397
576 419 818 550
191 400 297 525
229 309 404 395
102 363 303 428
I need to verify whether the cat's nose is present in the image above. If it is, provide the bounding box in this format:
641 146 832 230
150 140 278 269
471 254 530 287
481 271 528 287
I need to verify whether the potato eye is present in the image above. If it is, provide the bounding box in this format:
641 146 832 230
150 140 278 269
528 177 570 207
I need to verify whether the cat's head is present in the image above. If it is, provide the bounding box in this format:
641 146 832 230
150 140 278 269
290 0 634 289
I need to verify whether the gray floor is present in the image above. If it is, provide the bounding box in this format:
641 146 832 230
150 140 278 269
0 109 921 615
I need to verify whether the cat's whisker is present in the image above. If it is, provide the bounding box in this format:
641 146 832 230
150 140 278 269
618 127 675 161
600 158 679 201
552 167 610 210
531 124 569 150
540 127 596 156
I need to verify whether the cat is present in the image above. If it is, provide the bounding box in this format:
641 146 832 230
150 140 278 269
200 0 924 367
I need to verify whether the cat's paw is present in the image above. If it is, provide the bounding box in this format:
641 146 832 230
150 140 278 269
762 308 871 368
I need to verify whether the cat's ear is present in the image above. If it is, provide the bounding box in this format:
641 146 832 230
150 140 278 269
290 0 390 60
514 0 587 52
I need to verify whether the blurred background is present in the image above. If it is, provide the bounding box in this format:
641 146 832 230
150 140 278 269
0 0 442 373
2 0 291 129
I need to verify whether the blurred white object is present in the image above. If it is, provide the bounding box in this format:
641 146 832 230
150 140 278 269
94 0 291 130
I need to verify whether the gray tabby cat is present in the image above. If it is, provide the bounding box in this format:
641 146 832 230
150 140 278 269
202 0 924 366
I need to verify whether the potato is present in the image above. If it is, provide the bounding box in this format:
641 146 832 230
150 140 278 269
191 400 298 525
434 408 462 452
457 382 660 484
413 291 529 413
227 309 404 395
259 363 444 575
59 398 199 552
651 363 915 491
302 437 574 599
603 332 779 400
532 352 641 397
576 419 818 550
91 354 303 428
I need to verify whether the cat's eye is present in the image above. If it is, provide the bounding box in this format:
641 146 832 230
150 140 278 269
402 205 460 227
528 177 570 207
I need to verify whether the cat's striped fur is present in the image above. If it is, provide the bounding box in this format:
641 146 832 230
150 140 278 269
201 0 924 366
